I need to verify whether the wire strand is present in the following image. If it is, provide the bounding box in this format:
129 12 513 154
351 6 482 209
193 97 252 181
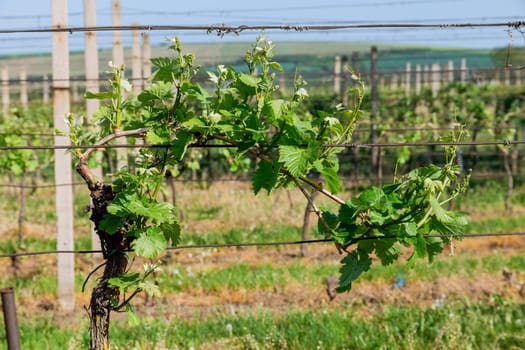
1 232 524 259
0 21 522 35
0 139 520 151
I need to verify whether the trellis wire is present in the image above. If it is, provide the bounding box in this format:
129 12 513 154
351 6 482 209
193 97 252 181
0 139 520 151
0 21 522 35
0 232 524 259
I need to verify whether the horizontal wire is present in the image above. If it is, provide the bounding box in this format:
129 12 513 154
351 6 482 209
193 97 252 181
0 170 519 190
0 126 517 139
0 139 519 151
0 21 523 35
1 232 525 259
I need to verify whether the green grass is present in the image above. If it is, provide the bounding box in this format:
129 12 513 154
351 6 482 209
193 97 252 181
181 225 302 245
4 300 524 349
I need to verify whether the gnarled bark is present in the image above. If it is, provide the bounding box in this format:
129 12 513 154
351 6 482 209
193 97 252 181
77 159 130 350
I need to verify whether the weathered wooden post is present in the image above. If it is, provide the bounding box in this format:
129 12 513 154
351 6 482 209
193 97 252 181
52 0 75 312
341 55 348 105
370 46 381 185
460 58 467 83
405 62 411 96
447 60 454 83
142 32 151 89
19 68 28 109
431 63 440 97
423 64 430 86
131 23 142 95
390 73 398 90
84 0 103 254
112 0 127 171
42 75 50 104
415 64 421 95
334 55 342 96
1 288 21 350
1 66 9 116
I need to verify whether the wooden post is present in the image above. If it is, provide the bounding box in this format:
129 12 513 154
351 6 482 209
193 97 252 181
1 66 9 116
112 0 124 68
1 288 21 350
112 0 127 171
415 64 421 95
19 68 28 109
52 0 75 312
431 63 440 97
43 75 50 104
341 55 348 105
370 46 381 185
405 62 411 96
505 68 510 86
447 60 454 83
516 69 521 86
72 81 80 102
423 64 430 86
351 52 360 74
131 24 142 95
334 55 341 96
460 58 467 83
142 32 151 86
84 0 102 254
390 74 398 90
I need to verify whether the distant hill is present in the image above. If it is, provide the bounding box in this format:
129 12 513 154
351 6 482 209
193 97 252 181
0 41 495 79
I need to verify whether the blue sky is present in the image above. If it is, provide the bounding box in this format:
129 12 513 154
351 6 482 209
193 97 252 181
0 0 523 54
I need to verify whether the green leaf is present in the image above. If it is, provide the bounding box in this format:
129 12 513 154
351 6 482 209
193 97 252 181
108 272 141 292
126 304 141 327
138 81 173 102
252 160 281 195
263 99 285 120
374 238 401 265
278 143 320 178
160 221 181 244
426 236 445 262
138 281 161 298
107 193 136 217
127 200 174 223
319 166 342 194
131 227 167 258
238 73 261 88
429 195 453 223
171 130 193 161
352 187 384 209
85 91 115 99
338 202 357 226
429 212 468 235
336 248 372 293
318 210 339 236
99 214 126 234
146 128 169 145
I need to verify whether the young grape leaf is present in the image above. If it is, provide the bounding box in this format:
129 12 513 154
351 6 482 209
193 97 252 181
99 214 127 235
108 272 141 292
252 159 281 195
171 130 193 161
238 73 261 88
160 221 181 245
279 143 320 177
318 165 342 194
336 248 372 293
131 227 167 258
317 210 339 236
